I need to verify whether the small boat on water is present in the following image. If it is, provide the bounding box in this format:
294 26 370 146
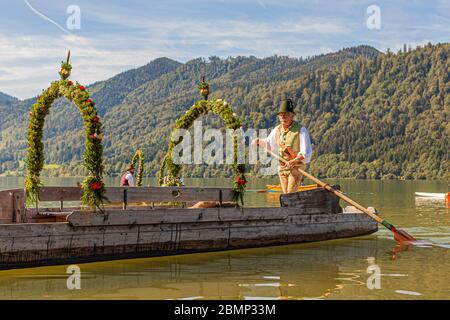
415 192 449 200
0 185 378 270
266 184 319 192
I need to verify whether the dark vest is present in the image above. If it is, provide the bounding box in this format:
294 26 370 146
120 172 130 186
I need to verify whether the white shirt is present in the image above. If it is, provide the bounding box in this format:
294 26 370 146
125 173 135 187
261 124 313 163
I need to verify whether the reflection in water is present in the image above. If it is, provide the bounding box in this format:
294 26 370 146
415 196 449 212
0 238 379 300
390 243 412 260
1 236 449 300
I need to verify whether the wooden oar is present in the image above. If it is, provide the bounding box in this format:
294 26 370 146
263 147 416 243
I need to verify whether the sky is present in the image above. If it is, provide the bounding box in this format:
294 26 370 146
0 0 449 99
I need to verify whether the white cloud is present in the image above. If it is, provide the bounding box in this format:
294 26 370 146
0 34 170 98
0 15 350 99
1 0 447 99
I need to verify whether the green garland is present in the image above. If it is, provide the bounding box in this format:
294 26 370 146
198 81 210 100
131 149 145 186
158 90 247 205
25 55 106 210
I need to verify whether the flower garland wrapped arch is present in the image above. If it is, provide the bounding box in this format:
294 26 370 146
131 149 145 186
25 52 106 210
158 79 247 204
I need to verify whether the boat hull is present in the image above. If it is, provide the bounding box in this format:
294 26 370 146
0 207 377 270
415 192 446 199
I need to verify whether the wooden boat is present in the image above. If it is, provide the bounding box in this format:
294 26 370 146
415 192 448 199
0 186 378 270
266 184 319 192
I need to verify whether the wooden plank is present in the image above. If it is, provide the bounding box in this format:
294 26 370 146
218 207 288 221
280 185 342 214
108 187 235 203
0 190 13 224
38 187 82 201
67 207 288 227
0 189 24 224
38 186 235 203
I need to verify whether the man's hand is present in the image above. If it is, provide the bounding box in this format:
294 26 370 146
281 155 304 170
281 159 296 170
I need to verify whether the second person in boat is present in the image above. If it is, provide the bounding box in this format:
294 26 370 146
120 164 135 187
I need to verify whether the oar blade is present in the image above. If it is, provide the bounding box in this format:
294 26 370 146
393 229 416 243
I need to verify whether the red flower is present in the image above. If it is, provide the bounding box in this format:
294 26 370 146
92 115 100 122
86 98 92 103
68 80 73 85
238 179 247 185
37 95 40 101
90 182 103 190
79 85 85 91
235 175 247 185
90 133 102 140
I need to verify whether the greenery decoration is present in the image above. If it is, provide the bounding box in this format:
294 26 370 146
131 149 145 186
158 81 246 204
198 76 210 100
25 52 106 210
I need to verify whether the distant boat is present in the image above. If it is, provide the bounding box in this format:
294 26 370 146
266 184 319 193
415 192 448 199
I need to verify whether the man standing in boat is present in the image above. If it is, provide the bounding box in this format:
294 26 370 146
120 164 135 187
251 99 312 194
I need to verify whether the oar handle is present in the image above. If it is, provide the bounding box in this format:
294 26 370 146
264 148 383 224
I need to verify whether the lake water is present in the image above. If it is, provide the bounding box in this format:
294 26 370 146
0 177 448 300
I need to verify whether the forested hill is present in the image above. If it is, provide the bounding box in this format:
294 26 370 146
0 43 448 180
0 92 17 105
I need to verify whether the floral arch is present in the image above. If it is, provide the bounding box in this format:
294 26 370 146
25 52 105 209
158 79 247 204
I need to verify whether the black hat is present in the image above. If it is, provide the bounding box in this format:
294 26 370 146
279 99 295 114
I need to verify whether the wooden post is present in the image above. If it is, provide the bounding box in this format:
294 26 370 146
60 200 64 211
14 193 21 223
123 189 127 210
11 192 16 223
9 191 25 223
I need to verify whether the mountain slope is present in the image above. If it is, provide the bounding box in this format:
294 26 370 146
0 44 447 180
0 92 18 105
88 57 182 113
